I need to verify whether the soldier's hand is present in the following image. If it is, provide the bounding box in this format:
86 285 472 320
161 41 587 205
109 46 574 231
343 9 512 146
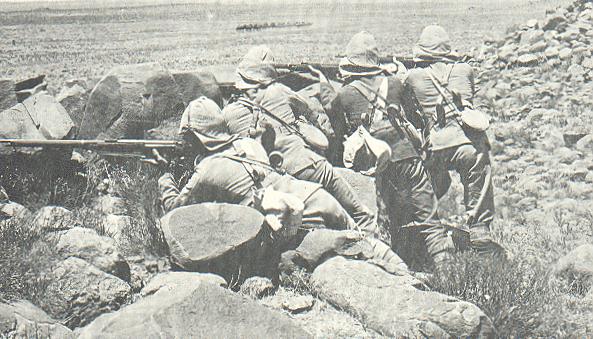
142 148 169 170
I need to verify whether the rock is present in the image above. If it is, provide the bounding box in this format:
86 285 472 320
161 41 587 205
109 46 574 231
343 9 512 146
140 271 226 297
40 257 131 328
15 81 48 102
310 257 494 337
0 202 30 220
93 195 127 215
559 47 573 60
543 13 567 31
576 134 593 155
76 276 311 339
14 75 45 92
0 300 73 338
291 229 362 270
161 203 276 285
0 92 75 147
56 82 89 131
554 147 580 164
240 276 276 299
0 79 17 112
54 226 131 281
520 29 544 46
102 214 132 243
334 167 376 214
171 70 223 107
545 45 560 58
282 295 315 314
80 62 184 139
32 206 76 232
497 45 516 61
554 244 593 291
517 53 539 66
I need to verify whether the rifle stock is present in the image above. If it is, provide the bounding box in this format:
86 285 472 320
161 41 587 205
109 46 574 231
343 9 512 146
0 139 183 158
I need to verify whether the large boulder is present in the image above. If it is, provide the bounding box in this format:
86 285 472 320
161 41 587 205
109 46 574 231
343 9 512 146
0 300 73 338
39 257 131 328
310 257 494 337
54 226 131 281
171 70 223 107
76 273 311 338
161 203 276 285
0 92 75 152
80 62 184 139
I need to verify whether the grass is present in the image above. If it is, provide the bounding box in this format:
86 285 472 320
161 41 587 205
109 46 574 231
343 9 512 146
427 252 582 337
0 214 59 305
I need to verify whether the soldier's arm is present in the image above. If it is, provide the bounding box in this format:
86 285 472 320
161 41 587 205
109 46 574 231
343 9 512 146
158 170 203 213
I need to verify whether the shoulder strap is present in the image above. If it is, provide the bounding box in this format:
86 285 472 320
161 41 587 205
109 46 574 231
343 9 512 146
426 66 459 113
349 78 389 126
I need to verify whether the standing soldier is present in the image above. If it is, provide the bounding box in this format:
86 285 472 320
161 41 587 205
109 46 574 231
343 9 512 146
317 31 452 269
222 46 379 236
403 25 502 256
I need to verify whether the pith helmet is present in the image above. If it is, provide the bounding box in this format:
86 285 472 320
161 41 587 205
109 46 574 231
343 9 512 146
339 31 383 77
179 96 237 151
235 45 278 90
413 25 459 62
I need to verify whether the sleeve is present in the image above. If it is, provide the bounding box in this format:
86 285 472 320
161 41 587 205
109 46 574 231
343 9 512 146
158 170 203 213
318 82 338 112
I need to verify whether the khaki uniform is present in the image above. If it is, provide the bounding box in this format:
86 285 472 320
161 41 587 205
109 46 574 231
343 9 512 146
158 138 356 230
404 62 495 243
323 74 450 268
221 85 377 234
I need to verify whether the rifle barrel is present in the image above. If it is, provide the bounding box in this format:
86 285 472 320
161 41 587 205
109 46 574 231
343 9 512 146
0 139 182 151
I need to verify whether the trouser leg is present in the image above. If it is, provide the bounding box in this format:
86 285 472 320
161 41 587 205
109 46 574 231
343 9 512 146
294 160 377 234
376 158 450 269
301 188 357 231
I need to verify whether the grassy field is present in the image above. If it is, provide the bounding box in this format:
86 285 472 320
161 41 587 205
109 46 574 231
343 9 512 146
0 0 571 93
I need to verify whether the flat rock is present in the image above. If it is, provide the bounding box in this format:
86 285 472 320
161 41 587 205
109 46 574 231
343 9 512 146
517 53 539 66
282 295 315 314
76 276 311 339
161 203 275 284
39 257 131 328
0 300 73 338
310 257 494 337
80 62 184 139
54 226 131 281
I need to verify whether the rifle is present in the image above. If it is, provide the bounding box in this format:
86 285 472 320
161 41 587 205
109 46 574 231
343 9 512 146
0 139 184 159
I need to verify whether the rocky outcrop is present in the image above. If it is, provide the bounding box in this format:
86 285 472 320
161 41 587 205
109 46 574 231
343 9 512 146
76 273 311 338
0 300 73 338
0 79 17 112
161 203 277 285
56 79 94 133
80 62 185 139
54 226 131 282
39 257 131 328
311 257 494 337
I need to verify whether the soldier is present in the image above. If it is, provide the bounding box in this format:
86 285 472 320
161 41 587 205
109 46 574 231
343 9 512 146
402 25 502 256
155 96 357 231
222 46 379 236
315 31 452 269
